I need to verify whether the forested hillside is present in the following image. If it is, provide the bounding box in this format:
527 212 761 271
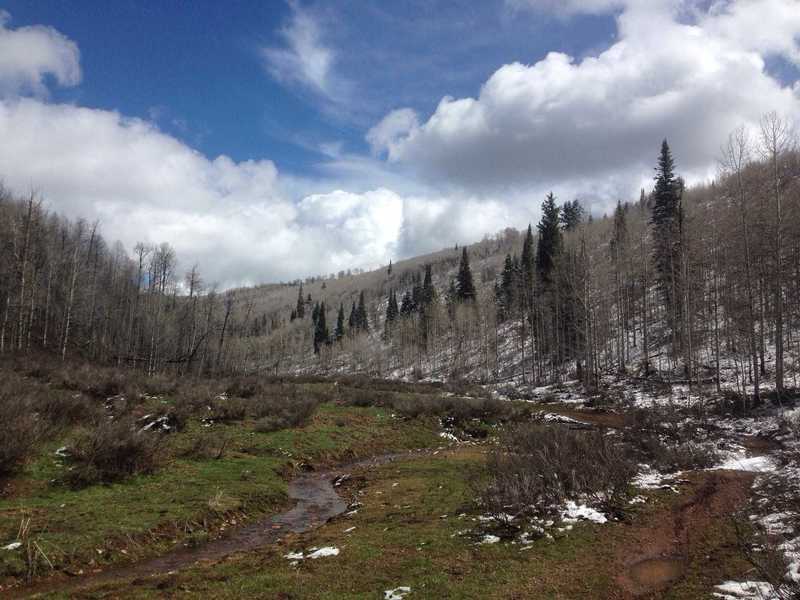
2 118 799 403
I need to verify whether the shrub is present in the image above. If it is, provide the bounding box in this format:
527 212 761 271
389 394 526 427
182 430 233 460
36 391 103 429
0 394 40 477
253 397 319 432
210 397 248 422
482 424 636 519
66 418 164 487
622 404 718 470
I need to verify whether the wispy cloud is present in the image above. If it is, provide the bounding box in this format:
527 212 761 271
261 1 350 110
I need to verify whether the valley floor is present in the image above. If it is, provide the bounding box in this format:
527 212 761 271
1 362 797 599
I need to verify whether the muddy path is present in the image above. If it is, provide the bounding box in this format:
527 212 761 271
11 449 444 599
613 468 756 598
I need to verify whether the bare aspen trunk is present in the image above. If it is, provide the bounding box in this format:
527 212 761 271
61 241 80 362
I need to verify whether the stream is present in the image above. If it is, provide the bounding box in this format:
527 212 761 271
14 450 432 598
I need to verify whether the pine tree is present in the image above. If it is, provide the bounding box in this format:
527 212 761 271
311 301 320 325
356 291 369 332
296 284 305 319
411 272 422 311
421 264 435 307
650 139 683 352
387 260 392 276
348 302 357 332
334 303 345 341
498 253 518 320
536 192 562 286
520 225 535 294
290 309 297 322
313 301 329 354
561 200 584 231
456 247 476 302
400 291 414 316
385 290 398 326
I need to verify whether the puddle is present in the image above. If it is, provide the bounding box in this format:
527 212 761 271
628 557 685 591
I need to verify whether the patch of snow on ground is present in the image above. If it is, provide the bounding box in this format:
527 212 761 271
713 580 778 599
307 546 339 559
439 431 459 442
480 534 501 544
540 413 589 426
632 465 681 492
284 547 340 561
715 455 777 473
561 501 607 524
384 587 411 600
2 542 21 551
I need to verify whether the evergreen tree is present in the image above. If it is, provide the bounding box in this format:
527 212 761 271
356 291 369 332
561 199 584 231
334 303 345 341
348 302 357 331
520 225 535 293
536 192 563 286
311 301 320 325
497 253 518 320
455 247 476 302
650 139 683 350
385 290 399 328
296 284 305 319
421 264 435 306
411 272 422 311
610 200 628 257
387 259 392 275
313 301 329 354
400 291 414 316
446 279 458 318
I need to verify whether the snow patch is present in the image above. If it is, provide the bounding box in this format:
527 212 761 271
384 587 411 600
561 501 607 524
714 455 777 473
713 580 778 599
307 546 339 559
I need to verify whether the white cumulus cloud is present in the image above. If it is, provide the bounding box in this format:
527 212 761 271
372 0 800 201
0 10 80 96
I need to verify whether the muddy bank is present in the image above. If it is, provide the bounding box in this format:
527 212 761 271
614 469 755 598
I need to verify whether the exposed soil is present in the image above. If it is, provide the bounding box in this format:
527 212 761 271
613 469 755 598
10 449 442 599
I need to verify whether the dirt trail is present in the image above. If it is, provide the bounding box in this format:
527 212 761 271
10 450 442 599
613 469 756 598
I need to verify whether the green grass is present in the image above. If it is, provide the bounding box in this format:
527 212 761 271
0 401 442 580
71 450 619 599
65 451 760 600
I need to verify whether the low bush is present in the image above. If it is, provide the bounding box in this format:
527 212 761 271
66 418 165 487
253 397 319 432
482 424 635 519
36 391 104 429
622 404 718 470
209 397 248 423
0 393 40 477
182 430 233 460
390 394 527 427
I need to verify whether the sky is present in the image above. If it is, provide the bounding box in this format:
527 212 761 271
0 0 798 287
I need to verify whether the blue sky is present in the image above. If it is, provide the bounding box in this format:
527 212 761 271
1 0 616 175
0 0 798 286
